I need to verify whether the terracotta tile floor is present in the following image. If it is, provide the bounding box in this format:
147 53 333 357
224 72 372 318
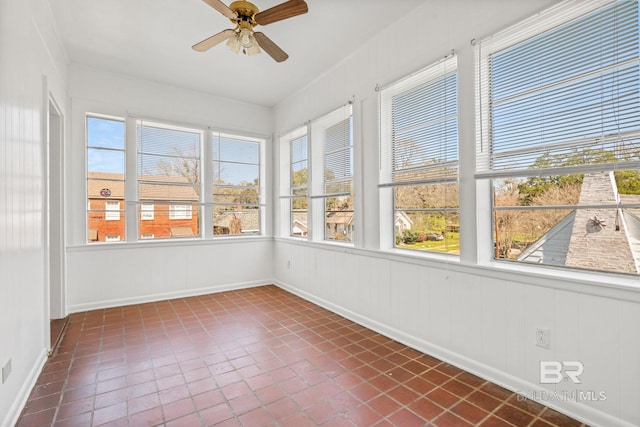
16 285 586 426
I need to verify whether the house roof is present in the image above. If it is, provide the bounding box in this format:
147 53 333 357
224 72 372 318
518 171 639 274
326 211 353 226
214 211 260 232
170 226 195 237
88 172 199 201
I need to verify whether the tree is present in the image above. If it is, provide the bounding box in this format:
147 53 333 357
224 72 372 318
156 145 200 196
291 167 308 210
517 148 617 204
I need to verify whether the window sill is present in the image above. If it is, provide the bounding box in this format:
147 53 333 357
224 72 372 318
274 238 640 302
68 235 271 251
477 258 640 298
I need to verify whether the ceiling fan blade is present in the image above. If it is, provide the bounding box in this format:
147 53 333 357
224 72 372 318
201 0 237 20
254 0 308 26
192 29 235 52
254 32 289 62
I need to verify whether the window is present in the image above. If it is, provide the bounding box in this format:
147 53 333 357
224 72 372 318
213 132 261 236
476 0 640 275
311 105 354 242
86 114 264 244
86 115 125 243
290 131 308 237
380 55 459 254
169 204 193 220
105 201 121 221
137 120 201 239
140 203 154 220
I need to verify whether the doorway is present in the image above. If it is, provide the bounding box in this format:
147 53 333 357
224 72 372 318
47 96 67 354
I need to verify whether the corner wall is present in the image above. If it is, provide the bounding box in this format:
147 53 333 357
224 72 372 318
272 1 640 426
0 0 68 425
64 64 276 312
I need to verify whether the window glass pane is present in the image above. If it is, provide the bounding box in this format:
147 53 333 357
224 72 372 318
213 161 259 185
139 183 199 202
216 138 259 163
395 183 459 210
291 136 308 163
87 116 125 243
87 149 125 174
381 56 458 254
213 189 259 205
213 132 262 237
291 199 308 237
480 1 640 275
325 196 353 242
213 207 260 235
137 204 200 239
137 121 202 240
487 1 640 173
493 170 640 274
394 184 459 253
395 211 460 254
87 117 125 149
290 133 308 237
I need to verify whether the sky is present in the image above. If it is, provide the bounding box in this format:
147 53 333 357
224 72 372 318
87 117 260 185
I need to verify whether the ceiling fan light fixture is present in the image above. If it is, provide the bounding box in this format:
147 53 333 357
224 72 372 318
194 0 308 62
225 34 241 53
238 27 253 48
245 41 261 56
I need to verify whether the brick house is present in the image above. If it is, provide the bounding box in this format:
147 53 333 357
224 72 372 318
88 172 199 242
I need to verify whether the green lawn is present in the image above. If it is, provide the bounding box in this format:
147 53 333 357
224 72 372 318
396 232 460 254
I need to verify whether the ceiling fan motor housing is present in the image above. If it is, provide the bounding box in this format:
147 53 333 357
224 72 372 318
229 1 259 26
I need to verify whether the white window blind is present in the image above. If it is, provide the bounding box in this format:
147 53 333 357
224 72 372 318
137 120 202 238
137 121 201 202
476 0 640 178
380 55 458 187
310 105 353 198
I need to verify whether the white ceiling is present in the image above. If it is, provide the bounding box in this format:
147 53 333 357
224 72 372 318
50 0 426 107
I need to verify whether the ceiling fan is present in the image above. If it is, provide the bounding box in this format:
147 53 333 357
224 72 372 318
192 0 308 62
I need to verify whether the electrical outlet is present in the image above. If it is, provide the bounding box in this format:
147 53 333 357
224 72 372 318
536 328 550 349
2 359 11 384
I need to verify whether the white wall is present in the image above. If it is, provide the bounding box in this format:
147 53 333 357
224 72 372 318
272 1 640 426
65 64 276 311
0 0 68 425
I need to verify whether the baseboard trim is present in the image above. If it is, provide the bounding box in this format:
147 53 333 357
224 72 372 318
67 280 271 313
2 348 48 427
273 280 632 427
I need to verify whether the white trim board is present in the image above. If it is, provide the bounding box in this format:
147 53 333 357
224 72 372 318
2 349 48 427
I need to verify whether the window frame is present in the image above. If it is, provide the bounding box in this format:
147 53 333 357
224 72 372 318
212 131 264 237
475 0 640 276
86 114 126 243
379 54 460 256
309 104 354 244
105 201 121 221
84 112 267 245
